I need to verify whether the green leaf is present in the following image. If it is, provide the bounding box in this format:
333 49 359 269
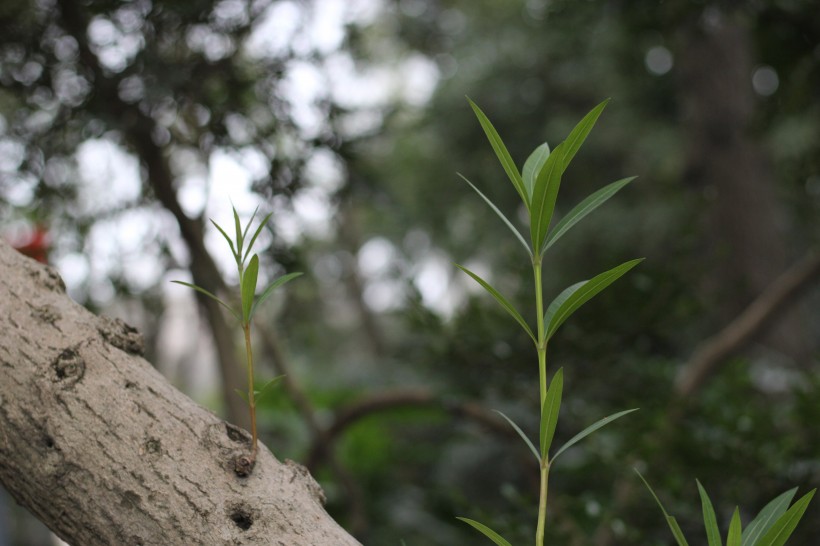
540 368 563 459
529 142 565 252
241 254 259 324
552 408 638 462
522 142 550 199
243 211 274 264
241 205 260 246
249 272 303 321
455 264 536 343
697 480 723 546
727 508 742 546
543 281 585 334
493 410 539 464
560 99 609 174
210 219 239 264
754 489 815 546
456 517 513 546
635 469 691 546
742 488 798 546
459 173 531 257
171 280 239 321
542 176 636 253
234 388 249 405
233 206 243 259
255 375 285 405
467 98 529 209
545 258 644 340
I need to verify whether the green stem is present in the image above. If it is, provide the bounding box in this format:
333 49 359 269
243 324 258 455
535 462 550 546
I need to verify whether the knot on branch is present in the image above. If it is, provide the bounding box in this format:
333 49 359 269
52 347 85 386
98 316 145 356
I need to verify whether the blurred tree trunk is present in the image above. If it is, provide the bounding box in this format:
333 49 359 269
0 241 360 546
676 8 807 361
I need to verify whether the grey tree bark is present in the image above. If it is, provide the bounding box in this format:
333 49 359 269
0 241 361 546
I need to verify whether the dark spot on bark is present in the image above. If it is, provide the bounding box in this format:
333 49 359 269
120 490 141 509
130 537 144 545
125 381 137 389
228 504 253 530
28 263 66 293
233 455 255 478
225 423 250 445
143 437 161 456
52 348 85 386
31 304 60 326
42 435 55 449
98 316 145 356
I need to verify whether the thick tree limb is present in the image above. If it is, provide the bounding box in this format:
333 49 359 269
675 249 820 398
0 241 360 546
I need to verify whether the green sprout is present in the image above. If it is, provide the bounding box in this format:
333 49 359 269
455 98 641 546
172 205 301 461
637 470 815 546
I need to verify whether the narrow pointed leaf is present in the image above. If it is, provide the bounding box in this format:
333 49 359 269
455 264 536 343
727 508 742 546
754 489 815 546
255 375 285 405
234 388 249 405
459 173 531 257
540 368 563 459
741 488 798 546
456 517 513 546
546 258 644 340
697 480 723 546
249 272 303 321
171 280 239 321
543 176 637 253
233 206 243 258
241 254 259 323
467 98 529 209
561 99 609 174
635 470 691 546
210 219 239 264
241 205 260 246
243 211 274 263
543 281 586 333
493 410 539 464
552 408 638 462
529 142 565 252
522 142 550 199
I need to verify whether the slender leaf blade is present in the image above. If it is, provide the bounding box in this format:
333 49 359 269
455 264 536 343
233 206 243 258
540 368 563 459
522 142 550 200
529 142 565 252
697 480 723 546
456 517 513 546
741 488 798 546
210 219 239 264
467 98 529 209
171 280 239 321
543 176 637 252
249 272 303 321
459 173 531 257
635 470 691 546
493 410 540 464
242 211 274 263
546 258 644 340
543 281 586 333
727 508 742 546
241 254 259 323
234 388 250 405
552 408 638 462
241 205 260 245
561 99 609 174
255 375 285 405
754 489 815 546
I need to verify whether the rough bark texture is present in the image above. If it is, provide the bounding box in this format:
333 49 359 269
0 241 361 546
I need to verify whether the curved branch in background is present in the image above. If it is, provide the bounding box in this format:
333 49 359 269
675 249 820 399
305 388 515 470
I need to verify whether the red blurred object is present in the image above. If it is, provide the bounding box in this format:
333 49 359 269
11 225 49 263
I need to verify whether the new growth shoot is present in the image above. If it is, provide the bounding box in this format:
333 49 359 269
455 98 641 546
172 206 301 465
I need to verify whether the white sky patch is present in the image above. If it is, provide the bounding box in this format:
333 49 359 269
281 60 327 137
308 0 347 54
292 187 336 240
76 139 141 214
358 236 397 277
245 1 303 58
412 250 457 317
304 148 346 192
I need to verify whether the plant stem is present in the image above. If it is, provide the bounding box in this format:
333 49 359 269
535 462 550 546
534 259 547 406
243 324 258 455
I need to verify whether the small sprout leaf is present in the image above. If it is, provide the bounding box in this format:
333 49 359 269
241 205 260 247
522 142 551 199
171 281 239 321
741 488 798 546
241 255 259 324
455 264 536 343
493 409 540 464
243 211 274 263
233 206 243 257
727 508 742 546
234 388 249 405
456 517 514 546
459 173 532 257
210 219 239 264
542 176 637 253
529 142 565 252
540 368 563 459
552 408 638 462
255 375 285 405
467 97 529 209
249 272 303 321
697 480 723 546
754 489 815 546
